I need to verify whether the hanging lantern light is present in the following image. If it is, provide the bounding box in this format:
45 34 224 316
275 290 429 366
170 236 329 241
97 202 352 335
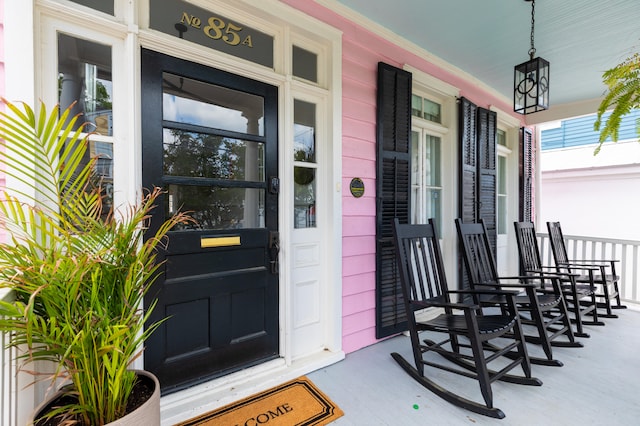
514 0 549 114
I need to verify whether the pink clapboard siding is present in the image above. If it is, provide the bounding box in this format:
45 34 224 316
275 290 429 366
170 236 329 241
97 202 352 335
280 0 520 354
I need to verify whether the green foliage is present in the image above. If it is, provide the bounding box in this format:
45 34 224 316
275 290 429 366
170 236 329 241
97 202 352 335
0 99 191 425
594 53 640 155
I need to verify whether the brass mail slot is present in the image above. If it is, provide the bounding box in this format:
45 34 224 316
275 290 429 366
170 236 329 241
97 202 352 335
201 235 241 248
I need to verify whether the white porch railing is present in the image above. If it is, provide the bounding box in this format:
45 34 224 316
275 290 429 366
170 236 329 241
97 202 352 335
538 233 640 305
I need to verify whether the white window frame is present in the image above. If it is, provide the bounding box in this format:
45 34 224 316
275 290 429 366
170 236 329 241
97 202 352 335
410 122 444 226
404 65 459 280
491 106 521 276
497 129 509 236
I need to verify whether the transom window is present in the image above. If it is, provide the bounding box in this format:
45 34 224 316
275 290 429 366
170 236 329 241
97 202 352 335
497 128 507 146
412 94 441 123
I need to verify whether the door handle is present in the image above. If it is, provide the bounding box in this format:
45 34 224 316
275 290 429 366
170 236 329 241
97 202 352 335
269 231 280 274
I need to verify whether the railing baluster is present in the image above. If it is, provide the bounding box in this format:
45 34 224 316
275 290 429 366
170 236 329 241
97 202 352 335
633 245 639 302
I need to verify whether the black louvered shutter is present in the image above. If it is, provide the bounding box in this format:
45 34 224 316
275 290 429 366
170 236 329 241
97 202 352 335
375 62 412 338
458 99 497 290
458 97 478 225
458 97 478 291
477 107 497 253
519 127 534 222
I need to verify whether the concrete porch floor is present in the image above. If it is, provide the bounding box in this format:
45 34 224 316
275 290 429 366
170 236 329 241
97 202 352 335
308 306 640 425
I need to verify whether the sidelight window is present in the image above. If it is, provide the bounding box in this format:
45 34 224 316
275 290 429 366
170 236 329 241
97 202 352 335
58 33 114 217
293 99 317 228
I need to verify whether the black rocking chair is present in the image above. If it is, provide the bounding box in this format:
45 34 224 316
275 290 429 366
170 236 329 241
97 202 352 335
391 218 541 419
455 219 582 368
514 221 602 338
546 221 627 318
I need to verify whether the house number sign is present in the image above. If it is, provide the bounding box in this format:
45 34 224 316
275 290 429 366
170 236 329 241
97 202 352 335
149 0 274 68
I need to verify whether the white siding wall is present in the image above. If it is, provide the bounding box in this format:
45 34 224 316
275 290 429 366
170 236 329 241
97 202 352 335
540 140 640 240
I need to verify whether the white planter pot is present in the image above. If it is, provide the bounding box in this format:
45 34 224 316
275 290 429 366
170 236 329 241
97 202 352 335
31 370 160 426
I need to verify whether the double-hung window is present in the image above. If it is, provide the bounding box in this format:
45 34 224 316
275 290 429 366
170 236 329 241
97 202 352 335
497 129 508 235
410 93 446 231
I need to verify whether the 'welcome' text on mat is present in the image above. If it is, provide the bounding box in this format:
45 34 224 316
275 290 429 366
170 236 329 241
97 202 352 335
176 376 344 426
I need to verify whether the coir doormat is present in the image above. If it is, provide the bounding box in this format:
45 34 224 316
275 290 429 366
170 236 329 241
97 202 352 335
176 376 344 426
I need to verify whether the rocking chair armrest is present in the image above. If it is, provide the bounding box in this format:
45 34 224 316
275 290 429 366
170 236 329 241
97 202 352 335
523 268 579 279
490 276 564 295
560 261 609 269
410 299 479 311
448 289 520 297
479 278 537 288
526 266 564 274
557 262 607 273
566 258 618 264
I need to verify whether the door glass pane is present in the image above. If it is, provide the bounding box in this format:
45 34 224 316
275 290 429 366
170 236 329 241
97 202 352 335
162 73 264 136
58 34 112 136
163 129 264 181
167 185 265 230
294 167 316 228
294 100 316 163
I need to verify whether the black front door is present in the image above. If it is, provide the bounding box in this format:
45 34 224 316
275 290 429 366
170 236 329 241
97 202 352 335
141 50 279 393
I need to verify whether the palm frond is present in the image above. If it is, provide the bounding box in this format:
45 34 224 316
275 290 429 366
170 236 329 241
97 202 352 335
594 53 640 154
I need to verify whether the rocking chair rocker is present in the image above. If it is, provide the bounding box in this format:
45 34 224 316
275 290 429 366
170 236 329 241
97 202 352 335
391 218 542 419
455 219 582 368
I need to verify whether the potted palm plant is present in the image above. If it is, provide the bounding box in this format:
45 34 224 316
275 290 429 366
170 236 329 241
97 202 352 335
0 99 190 425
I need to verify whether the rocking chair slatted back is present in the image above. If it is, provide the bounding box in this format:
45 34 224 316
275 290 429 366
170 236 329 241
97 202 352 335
455 221 498 286
514 221 601 338
513 222 543 273
397 222 448 305
546 221 627 317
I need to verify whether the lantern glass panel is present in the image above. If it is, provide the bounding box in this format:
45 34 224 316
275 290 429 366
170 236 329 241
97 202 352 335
514 57 550 114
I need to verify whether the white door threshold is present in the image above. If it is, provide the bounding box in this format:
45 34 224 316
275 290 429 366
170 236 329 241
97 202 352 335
160 349 345 425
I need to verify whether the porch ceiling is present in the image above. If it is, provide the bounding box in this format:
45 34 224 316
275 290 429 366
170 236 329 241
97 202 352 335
333 0 640 122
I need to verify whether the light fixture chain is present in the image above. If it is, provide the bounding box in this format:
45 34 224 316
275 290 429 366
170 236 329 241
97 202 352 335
529 0 536 59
